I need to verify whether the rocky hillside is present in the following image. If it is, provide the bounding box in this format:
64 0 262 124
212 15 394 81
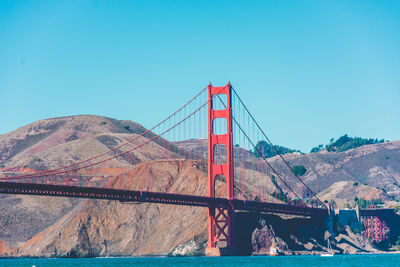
287 141 400 194
0 115 155 249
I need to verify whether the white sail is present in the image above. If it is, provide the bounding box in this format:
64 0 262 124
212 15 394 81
321 239 334 257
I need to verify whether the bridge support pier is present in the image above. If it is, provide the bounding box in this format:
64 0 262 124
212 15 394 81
360 215 389 242
206 245 237 257
206 205 236 256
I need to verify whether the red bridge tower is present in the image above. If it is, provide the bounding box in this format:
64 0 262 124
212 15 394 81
206 82 236 256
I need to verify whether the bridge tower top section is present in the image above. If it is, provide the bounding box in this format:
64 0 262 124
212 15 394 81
207 82 234 200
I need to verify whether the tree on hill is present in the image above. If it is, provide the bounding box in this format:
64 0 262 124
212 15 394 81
310 134 387 153
310 144 323 153
353 197 383 208
328 199 337 208
254 140 300 158
292 165 307 176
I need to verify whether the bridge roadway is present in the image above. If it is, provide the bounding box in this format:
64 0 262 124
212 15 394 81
0 181 329 217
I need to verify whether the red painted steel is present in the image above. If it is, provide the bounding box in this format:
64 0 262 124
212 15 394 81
207 82 235 253
376 216 380 242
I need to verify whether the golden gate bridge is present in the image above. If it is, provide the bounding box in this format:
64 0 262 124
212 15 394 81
0 83 393 255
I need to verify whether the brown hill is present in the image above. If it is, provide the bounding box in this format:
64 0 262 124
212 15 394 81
0 115 149 170
0 115 159 248
280 141 400 204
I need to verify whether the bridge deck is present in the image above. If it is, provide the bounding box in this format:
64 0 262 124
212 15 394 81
0 181 328 217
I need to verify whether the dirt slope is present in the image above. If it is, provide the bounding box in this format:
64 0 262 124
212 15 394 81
317 181 394 208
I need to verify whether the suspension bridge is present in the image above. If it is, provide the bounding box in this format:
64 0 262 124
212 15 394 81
0 83 393 255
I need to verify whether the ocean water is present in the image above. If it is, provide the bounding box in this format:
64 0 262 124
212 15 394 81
0 254 399 267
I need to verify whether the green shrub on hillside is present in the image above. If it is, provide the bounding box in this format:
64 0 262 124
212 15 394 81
271 191 288 202
325 134 386 152
310 144 324 153
292 165 307 176
353 197 383 208
254 141 300 158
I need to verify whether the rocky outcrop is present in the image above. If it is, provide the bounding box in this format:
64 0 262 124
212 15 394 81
334 226 378 254
169 239 206 257
251 219 289 254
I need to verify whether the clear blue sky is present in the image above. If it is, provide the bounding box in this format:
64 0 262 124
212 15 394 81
1 0 399 152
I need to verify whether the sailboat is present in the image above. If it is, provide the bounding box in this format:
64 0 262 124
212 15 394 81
321 239 334 257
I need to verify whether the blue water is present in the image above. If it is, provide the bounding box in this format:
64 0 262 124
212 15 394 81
1 254 399 267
